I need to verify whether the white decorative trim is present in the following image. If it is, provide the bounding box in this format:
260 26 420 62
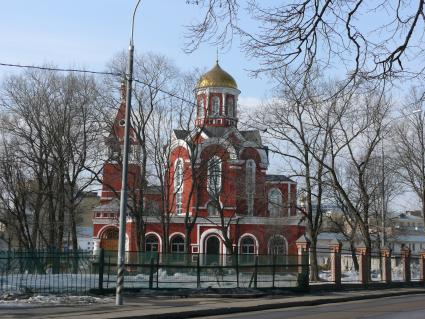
169 139 191 156
199 228 226 254
287 182 291 216
169 232 185 242
96 224 119 239
197 138 238 162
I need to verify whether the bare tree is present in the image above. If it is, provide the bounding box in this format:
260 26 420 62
0 69 103 250
393 87 425 228
250 71 331 280
310 84 392 255
186 1 425 82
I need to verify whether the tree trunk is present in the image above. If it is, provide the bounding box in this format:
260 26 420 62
350 242 359 271
309 238 319 281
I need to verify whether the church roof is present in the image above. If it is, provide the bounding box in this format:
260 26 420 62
266 174 295 183
196 62 238 89
173 129 190 140
240 130 262 144
93 198 120 212
146 185 162 195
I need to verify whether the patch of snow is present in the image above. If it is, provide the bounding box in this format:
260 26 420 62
0 293 112 305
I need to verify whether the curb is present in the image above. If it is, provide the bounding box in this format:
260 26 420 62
115 289 425 319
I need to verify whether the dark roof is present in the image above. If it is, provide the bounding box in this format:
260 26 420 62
203 127 228 138
173 129 190 140
266 174 295 183
146 185 162 195
240 130 262 144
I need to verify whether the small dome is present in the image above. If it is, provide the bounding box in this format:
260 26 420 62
197 62 237 89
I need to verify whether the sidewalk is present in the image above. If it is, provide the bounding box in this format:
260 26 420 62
1 287 425 319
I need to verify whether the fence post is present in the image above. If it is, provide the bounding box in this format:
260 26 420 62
401 247 411 283
148 258 154 289
254 255 258 288
356 246 369 285
329 239 342 286
197 255 201 288
296 235 310 289
98 248 104 291
272 254 276 288
235 253 239 288
380 247 392 284
419 251 425 284
156 256 160 288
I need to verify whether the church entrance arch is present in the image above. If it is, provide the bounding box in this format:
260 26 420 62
100 227 119 251
205 235 221 265
206 236 220 254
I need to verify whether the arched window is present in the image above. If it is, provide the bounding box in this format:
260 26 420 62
145 234 159 252
268 188 282 217
170 235 185 253
198 98 205 118
211 96 220 116
101 228 119 240
208 156 222 197
240 236 255 254
268 235 287 255
174 158 184 214
245 160 256 216
226 95 234 117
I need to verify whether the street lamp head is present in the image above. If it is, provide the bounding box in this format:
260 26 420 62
412 109 422 114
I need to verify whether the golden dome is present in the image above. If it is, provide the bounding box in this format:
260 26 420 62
196 62 238 89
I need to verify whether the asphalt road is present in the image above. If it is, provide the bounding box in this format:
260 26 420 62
201 294 425 319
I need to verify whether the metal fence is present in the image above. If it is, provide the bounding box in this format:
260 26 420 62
98 250 307 290
0 250 97 294
0 250 307 294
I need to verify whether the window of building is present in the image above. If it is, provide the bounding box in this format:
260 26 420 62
246 160 255 216
211 96 220 116
207 201 220 216
176 192 183 215
171 235 185 253
174 158 184 214
226 95 234 117
198 98 205 118
268 235 287 255
268 188 282 217
208 156 222 197
240 236 255 254
145 235 159 252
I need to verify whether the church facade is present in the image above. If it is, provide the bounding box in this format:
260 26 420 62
92 62 304 256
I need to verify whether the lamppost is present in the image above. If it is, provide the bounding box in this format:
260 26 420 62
380 109 421 248
116 0 142 306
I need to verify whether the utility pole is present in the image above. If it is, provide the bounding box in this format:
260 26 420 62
116 0 141 306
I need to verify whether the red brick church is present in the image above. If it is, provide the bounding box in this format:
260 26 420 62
92 61 304 256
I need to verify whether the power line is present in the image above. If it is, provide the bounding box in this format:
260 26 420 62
0 61 200 108
0 62 120 77
0 61 258 129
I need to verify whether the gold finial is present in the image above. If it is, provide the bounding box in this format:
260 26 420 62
216 47 219 65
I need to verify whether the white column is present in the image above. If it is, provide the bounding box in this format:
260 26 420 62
287 183 291 216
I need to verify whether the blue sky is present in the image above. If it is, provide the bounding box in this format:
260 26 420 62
0 1 418 211
0 1 267 99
